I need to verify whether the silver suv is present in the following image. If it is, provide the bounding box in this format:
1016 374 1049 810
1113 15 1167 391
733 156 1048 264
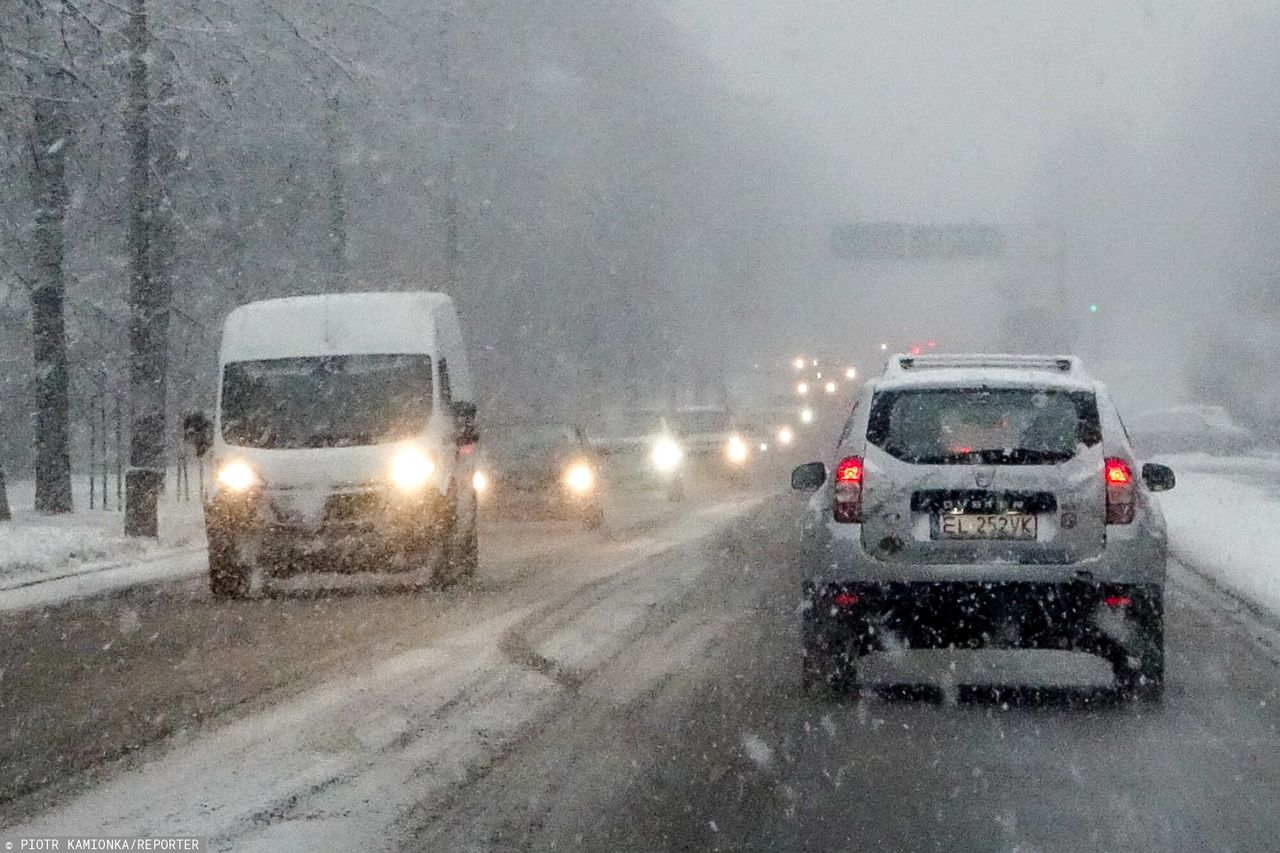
791 355 1176 699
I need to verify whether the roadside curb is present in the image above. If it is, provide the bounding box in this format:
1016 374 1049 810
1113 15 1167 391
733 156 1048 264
1171 550 1280 647
0 545 204 593
0 546 207 614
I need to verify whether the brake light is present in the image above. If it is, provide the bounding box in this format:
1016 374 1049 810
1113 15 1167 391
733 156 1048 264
1103 594 1132 608
833 591 860 608
836 457 863 483
832 455 863 523
1105 457 1135 524
1105 460 1131 485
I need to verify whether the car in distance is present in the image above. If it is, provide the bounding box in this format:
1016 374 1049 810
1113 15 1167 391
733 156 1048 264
479 421 605 529
187 291 480 598
791 354 1176 699
670 405 756 477
1125 403 1257 457
588 409 687 501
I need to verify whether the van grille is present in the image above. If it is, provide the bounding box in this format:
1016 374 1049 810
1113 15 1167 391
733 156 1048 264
324 492 384 522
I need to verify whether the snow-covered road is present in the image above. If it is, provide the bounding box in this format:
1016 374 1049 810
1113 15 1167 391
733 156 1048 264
4 460 1280 851
0 485 767 846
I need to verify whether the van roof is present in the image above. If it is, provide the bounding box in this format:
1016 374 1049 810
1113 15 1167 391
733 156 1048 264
221 291 456 361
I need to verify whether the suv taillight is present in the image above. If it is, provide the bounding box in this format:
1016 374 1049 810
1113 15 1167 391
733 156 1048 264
832 456 863 523
1105 458 1135 525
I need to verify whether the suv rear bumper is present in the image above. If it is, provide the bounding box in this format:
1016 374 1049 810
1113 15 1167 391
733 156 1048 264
808 520 1166 587
801 579 1165 684
805 579 1152 643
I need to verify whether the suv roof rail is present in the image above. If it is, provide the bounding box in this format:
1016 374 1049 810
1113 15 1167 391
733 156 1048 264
888 353 1082 375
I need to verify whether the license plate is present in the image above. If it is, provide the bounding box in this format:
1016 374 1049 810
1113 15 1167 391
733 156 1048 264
936 513 1037 540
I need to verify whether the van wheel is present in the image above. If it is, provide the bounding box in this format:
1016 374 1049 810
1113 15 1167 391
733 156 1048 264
428 488 476 589
450 500 479 580
584 503 605 530
208 535 249 600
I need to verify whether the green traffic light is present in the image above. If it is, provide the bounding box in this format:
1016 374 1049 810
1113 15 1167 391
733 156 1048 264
1088 303 1099 314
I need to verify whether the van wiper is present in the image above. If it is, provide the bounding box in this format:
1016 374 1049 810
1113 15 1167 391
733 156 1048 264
303 431 375 448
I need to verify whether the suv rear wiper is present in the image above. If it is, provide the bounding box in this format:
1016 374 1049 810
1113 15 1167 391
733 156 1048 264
888 448 1074 465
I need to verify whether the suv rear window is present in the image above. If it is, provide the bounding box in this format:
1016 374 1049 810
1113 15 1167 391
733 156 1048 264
866 387 1102 465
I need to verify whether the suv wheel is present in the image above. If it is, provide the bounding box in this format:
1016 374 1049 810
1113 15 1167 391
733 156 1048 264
801 627 860 696
1118 586 1164 701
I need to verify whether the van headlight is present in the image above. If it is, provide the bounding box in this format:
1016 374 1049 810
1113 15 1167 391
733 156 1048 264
216 460 259 493
725 434 749 465
651 438 684 473
472 470 491 496
390 447 436 492
564 462 595 494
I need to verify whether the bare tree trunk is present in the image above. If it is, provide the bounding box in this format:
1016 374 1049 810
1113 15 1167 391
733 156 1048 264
438 1 461 295
443 159 460 294
325 86 347 281
0 465 11 521
123 0 168 538
27 53 73 515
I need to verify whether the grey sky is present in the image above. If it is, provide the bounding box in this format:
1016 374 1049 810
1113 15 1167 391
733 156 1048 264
677 1 1265 220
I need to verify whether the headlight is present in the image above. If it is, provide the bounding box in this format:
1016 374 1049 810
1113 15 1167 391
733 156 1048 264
725 434 749 464
472 470 490 495
389 447 436 492
800 407 814 425
777 426 794 446
216 460 258 493
651 437 683 473
564 462 595 494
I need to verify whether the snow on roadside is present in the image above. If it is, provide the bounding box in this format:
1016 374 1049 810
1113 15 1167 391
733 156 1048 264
0 478 205 590
1152 451 1280 477
1162 469 1280 617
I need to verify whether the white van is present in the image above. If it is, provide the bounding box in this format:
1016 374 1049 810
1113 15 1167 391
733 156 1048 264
186 292 480 598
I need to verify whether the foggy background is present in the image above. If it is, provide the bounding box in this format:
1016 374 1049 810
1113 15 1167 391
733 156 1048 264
684 0 1280 426
3 0 1280 479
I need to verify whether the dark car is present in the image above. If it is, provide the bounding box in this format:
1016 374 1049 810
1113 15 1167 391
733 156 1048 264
670 406 757 478
479 422 605 528
587 409 687 501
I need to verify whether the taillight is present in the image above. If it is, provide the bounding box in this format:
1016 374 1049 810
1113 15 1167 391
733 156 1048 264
832 455 863 523
1105 458 1135 524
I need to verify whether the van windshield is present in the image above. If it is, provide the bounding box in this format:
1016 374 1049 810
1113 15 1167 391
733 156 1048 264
220 355 433 449
866 387 1102 465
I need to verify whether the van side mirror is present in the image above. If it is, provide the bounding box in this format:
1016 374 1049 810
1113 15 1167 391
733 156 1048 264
452 401 479 446
1142 462 1175 492
183 411 214 457
791 462 826 491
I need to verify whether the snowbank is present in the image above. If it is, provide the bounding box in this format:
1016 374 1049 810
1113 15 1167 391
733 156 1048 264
1161 469 1280 617
0 477 205 590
